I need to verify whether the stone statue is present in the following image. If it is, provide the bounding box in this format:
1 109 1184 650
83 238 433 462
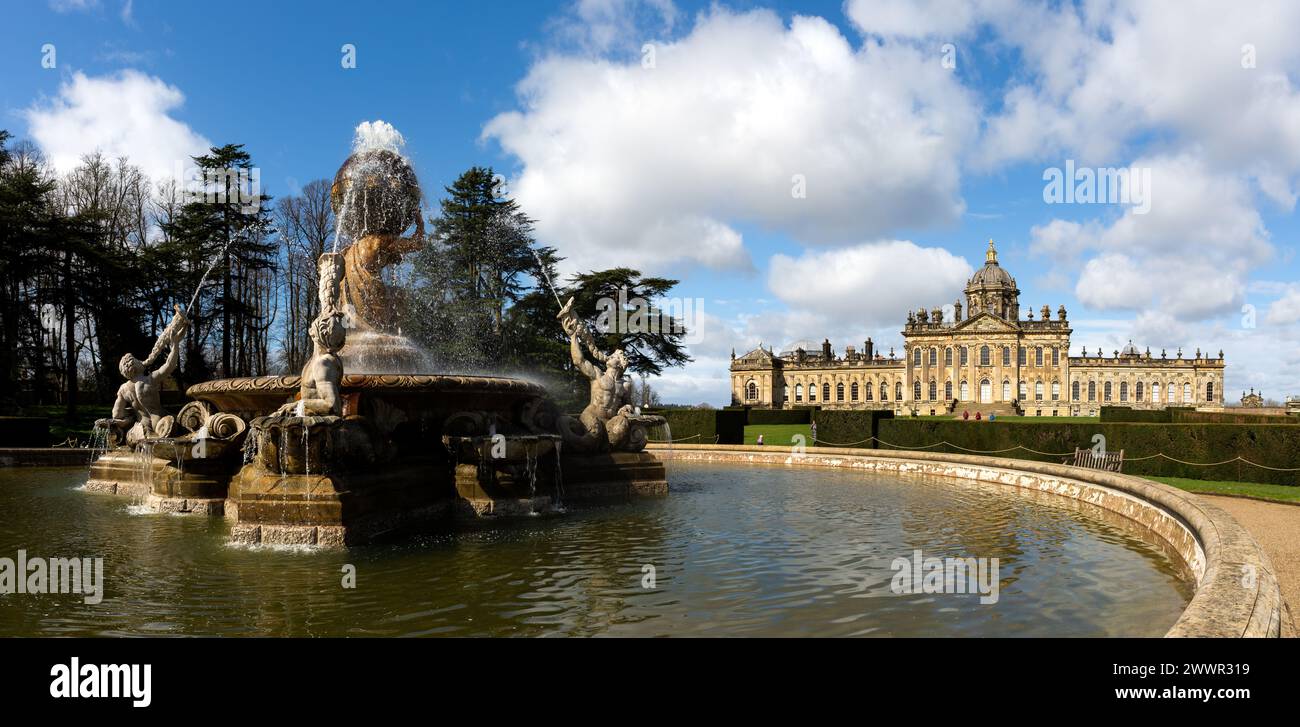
99 305 189 445
276 253 346 417
331 148 423 335
556 297 664 452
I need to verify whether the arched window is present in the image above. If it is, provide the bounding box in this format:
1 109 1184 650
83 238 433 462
913 347 921 366
1035 381 1044 401
836 382 844 402
1152 382 1161 402
929 347 938 366
746 381 758 400
823 383 831 402
960 381 969 400
1051 381 1060 400
914 381 923 401
944 381 953 400
895 381 902 401
928 380 938 401
863 382 872 401
809 382 816 401
1003 380 1011 401
1035 347 1044 366
795 383 803 402
1088 381 1097 401
1104 381 1113 401
980 345 990 366
944 347 953 365
1018 381 1027 399
960 347 969 366
1136 382 1144 401
1120 381 1128 401
1002 346 1011 366
1206 382 1215 402
851 382 860 401
1072 381 1080 401
1184 383 1192 402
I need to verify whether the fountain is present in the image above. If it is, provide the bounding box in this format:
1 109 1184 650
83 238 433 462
86 122 668 546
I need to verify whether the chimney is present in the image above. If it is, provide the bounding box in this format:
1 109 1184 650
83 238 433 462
864 337 874 360
822 338 833 360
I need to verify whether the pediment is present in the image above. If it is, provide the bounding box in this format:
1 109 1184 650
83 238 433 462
735 347 774 364
952 313 1020 333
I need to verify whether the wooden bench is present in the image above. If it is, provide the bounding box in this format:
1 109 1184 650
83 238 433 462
1064 447 1124 472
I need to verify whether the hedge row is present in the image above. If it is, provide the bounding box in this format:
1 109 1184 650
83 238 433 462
748 408 814 425
1174 410 1299 425
876 419 1300 486
811 410 894 447
0 417 49 448
1101 406 1298 425
647 409 746 445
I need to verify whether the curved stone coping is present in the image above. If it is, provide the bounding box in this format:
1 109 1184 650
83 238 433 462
188 373 546 398
647 443 1288 638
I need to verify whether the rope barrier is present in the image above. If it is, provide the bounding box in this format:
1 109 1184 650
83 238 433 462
797 435 1300 471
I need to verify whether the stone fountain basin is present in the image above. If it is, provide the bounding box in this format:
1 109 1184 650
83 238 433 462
187 374 549 422
445 433 560 464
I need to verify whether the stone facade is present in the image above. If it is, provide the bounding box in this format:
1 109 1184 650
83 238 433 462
730 240 1226 416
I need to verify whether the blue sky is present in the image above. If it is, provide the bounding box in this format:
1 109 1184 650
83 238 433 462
5 0 1300 404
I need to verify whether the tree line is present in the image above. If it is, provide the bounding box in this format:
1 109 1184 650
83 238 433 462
0 131 687 423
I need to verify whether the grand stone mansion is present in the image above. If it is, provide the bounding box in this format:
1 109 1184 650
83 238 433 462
730 241 1226 417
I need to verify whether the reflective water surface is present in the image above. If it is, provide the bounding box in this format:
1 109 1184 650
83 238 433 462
0 463 1192 636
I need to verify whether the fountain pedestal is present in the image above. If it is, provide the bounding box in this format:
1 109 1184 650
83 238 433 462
559 451 669 499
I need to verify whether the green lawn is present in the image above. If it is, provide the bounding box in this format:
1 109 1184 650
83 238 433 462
1145 476 1300 504
744 424 811 446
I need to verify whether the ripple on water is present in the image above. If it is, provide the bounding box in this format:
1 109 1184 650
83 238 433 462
0 463 1193 637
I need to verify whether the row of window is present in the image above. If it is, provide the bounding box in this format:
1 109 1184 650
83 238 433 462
1070 380 1211 403
911 344 1060 368
775 381 905 403
745 379 1216 404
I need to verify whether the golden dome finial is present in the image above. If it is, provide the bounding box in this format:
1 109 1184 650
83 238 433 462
986 238 997 263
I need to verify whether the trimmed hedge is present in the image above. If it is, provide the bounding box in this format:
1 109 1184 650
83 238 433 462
811 410 894 447
1174 410 1300 425
0 417 50 447
748 408 813 425
648 409 746 445
877 419 1300 486
1103 406 1300 425
1100 406 1173 423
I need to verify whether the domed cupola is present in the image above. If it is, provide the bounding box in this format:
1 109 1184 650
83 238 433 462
964 239 1021 320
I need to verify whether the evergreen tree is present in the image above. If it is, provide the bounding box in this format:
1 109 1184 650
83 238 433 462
411 166 557 371
161 144 276 379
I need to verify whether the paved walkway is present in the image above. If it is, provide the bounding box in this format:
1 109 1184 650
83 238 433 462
1197 494 1299 636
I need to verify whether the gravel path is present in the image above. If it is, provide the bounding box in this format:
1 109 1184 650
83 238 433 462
1196 494 1299 636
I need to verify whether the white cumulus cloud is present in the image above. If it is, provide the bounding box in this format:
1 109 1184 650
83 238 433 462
485 7 977 277
24 70 211 183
